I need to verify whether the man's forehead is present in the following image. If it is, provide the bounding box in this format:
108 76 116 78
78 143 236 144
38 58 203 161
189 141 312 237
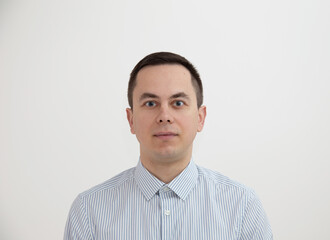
133 64 195 101
136 64 191 79
135 65 192 88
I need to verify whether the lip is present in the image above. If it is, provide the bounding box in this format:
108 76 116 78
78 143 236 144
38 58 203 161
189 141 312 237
153 132 178 140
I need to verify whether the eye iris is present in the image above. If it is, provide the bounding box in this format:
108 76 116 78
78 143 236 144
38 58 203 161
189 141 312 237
176 101 183 106
146 102 154 107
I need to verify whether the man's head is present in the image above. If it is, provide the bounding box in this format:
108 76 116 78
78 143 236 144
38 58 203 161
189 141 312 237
126 52 206 167
128 52 203 110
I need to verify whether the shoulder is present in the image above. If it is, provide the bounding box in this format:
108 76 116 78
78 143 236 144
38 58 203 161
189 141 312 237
195 165 273 238
78 167 136 199
196 165 256 197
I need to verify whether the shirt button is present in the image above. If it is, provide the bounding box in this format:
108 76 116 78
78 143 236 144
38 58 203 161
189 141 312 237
164 210 170 216
163 187 170 192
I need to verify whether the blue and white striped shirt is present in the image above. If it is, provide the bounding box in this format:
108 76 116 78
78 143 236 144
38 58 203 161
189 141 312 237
64 160 273 239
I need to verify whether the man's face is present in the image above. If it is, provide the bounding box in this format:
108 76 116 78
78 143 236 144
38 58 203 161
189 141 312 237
126 64 206 164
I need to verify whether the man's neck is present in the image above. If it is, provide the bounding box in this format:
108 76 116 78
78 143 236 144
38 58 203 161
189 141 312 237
140 155 192 184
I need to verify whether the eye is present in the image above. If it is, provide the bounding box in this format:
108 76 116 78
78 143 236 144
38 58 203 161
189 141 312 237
145 101 156 107
173 100 184 107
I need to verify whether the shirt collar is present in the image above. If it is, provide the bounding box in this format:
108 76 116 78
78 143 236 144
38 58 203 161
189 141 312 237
134 159 199 201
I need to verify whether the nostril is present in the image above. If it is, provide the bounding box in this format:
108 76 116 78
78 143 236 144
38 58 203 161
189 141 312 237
167 120 170 122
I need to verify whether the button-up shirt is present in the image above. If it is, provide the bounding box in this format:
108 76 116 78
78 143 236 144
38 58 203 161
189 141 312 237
64 160 273 239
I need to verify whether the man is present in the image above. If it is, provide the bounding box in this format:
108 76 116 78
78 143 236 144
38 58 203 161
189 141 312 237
64 52 273 239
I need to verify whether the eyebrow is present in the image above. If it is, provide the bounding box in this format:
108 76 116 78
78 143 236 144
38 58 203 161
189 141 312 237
139 93 159 102
170 92 190 100
139 92 190 102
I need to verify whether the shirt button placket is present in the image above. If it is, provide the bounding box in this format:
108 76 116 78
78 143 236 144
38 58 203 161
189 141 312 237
160 186 172 240
164 209 170 216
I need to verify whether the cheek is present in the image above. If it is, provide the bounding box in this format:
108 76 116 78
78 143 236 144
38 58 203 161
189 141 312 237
133 115 151 135
181 115 200 132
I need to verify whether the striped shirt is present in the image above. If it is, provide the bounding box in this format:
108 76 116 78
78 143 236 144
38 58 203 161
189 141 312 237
64 160 273 239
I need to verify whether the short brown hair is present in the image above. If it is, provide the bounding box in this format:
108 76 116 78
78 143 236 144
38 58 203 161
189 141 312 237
128 52 203 109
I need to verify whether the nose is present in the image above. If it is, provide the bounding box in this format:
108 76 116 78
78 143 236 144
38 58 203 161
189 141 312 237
156 106 174 124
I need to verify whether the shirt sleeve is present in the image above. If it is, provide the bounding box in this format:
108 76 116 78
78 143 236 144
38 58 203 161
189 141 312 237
64 194 93 240
239 190 273 240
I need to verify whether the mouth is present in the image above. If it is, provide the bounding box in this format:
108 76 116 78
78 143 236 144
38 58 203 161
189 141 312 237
153 132 178 140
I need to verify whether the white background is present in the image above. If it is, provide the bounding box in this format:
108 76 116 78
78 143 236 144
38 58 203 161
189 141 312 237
1 0 329 239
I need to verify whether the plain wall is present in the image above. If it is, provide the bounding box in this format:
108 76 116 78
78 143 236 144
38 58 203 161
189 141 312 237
1 0 329 239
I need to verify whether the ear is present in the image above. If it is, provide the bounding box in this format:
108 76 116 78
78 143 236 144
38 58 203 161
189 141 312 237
197 105 206 132
126 108 135 134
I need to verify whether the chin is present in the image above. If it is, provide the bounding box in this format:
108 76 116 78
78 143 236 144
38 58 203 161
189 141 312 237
157 151 177 159
154 149 186 163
